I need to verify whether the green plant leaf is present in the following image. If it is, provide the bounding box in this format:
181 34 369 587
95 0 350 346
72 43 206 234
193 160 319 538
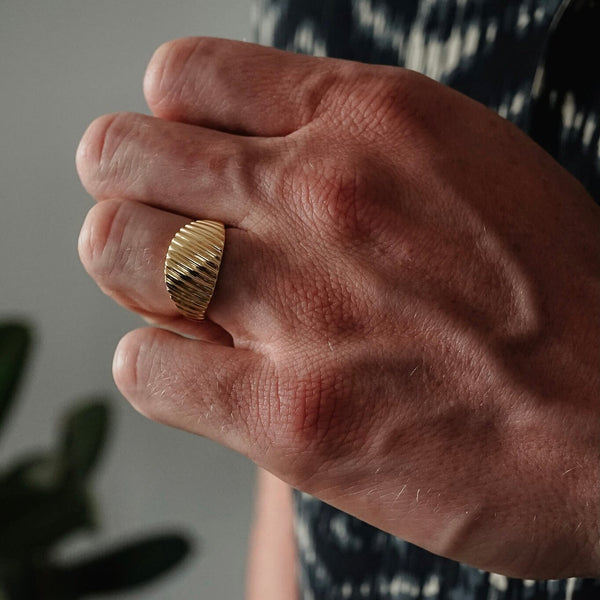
0 486 95 558
0 322 32 440
59 533 192 596
0 452 60 491
59 400 110 483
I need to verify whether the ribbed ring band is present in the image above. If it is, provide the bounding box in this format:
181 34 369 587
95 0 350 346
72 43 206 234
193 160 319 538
164 220 225 321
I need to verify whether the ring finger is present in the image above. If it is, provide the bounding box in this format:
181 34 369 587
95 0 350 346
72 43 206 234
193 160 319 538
79 198 275 344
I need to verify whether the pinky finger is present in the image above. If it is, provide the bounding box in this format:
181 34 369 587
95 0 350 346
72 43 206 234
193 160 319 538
113 327 271 456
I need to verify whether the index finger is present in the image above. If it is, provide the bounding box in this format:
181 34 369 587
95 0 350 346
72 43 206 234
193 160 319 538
143 37 349 136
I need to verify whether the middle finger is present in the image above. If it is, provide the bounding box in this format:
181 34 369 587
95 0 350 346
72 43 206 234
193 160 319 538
76 111 272 228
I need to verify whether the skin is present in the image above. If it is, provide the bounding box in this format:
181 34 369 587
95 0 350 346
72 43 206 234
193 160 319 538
76 37 600 579
246 469 297 600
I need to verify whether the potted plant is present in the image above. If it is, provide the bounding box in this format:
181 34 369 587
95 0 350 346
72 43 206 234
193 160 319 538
0 321 193 599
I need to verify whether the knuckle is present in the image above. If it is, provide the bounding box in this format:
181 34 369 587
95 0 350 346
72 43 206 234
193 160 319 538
207 138 260 205
287 142 403 250
76 111 137 195
369 70 438 142
273 365 365 478
78 199 131 290
305 156 373 242
291 68 342 130
374 69 428 126
331 67 429 141
206 139 244 178
275 368 336 448
144 36 216 116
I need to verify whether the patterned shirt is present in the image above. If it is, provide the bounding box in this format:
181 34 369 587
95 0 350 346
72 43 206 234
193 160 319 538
253 1 600 598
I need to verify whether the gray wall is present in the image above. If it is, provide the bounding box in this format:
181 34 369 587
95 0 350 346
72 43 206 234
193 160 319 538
0 2 257 598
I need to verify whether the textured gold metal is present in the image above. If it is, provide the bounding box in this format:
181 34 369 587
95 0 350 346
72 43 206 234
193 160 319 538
164 220 225 321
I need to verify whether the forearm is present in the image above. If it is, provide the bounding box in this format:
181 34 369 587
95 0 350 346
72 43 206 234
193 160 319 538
246 469 298 600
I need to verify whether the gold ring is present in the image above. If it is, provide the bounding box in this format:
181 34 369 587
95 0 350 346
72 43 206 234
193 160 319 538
164 220 225 321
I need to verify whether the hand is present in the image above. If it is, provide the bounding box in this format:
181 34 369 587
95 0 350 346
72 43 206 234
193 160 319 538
76 37 600 578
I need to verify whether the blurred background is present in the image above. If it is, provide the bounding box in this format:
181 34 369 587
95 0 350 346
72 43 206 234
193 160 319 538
0 1 256 597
